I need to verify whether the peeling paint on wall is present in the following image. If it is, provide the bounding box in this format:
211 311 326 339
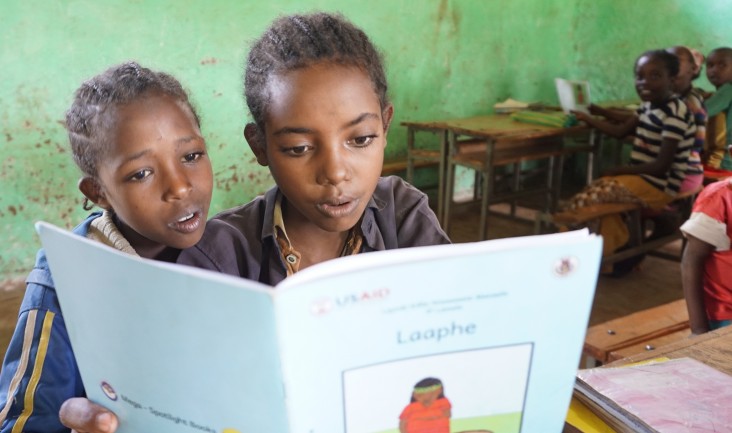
2 0 732 278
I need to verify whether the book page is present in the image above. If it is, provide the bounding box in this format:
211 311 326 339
36 222 289 433
38 223 601 433
275 231 602 433
555 77 591 114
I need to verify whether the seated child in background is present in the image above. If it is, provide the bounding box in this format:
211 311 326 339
59 11 451 433
703 47 732 175
177 11 451 283
0 62 213 433
688 47 711 98
569 49 695 260
399 377 451 433
680 174 732 335
667 45 706 193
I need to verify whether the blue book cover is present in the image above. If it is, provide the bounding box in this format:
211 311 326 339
37 222 602 433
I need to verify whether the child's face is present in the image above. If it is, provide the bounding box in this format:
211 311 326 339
706 51 732 89
669 48 694 93
90 94 213 257
634 55 673 105
250 62 393 234
413 388 440 407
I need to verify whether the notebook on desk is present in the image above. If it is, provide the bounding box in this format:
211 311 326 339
37 223 602 433
574 357 732 432
555 78 591 114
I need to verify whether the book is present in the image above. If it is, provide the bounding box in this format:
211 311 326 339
555 78 591 114
36 222 602 433
493 98 546 114
574 357 732 432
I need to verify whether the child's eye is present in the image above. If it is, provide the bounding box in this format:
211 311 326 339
283 145 311 156
348 135 377 147
127 169 152 182
182 151 205 163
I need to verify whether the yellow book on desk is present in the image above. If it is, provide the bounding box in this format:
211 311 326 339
574 357 732 432
510 110 577 128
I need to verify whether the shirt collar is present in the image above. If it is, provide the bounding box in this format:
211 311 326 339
270 188 365 277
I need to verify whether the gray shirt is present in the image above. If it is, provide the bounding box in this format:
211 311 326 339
177 176 450 286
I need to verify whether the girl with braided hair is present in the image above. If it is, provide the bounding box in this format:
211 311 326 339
0 61 213 433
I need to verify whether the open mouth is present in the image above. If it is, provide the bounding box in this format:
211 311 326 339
317 199 359 218
170 210 202 233
178 213 195 223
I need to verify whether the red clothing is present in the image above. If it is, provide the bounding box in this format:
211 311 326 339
399 398 451 433
680 179 732 320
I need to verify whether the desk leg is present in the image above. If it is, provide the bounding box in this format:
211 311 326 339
551 154 564 213
479 141 495 241
442 131 456 233
437 129 448 225
586 129 601 185
406 127 415 185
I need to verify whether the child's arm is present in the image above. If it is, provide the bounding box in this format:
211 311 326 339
604 137 679 177
587 104 636 124
681 234 715 335
572 110 638 139
0 274 84 433
59 398 118 433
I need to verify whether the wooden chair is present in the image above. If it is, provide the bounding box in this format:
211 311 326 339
443 134 565 239
405 128 448 223
405 129 487 225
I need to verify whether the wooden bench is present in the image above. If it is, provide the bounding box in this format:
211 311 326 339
381 158 438 176
583 299 689 366
551 187 701 266
607 328 690 362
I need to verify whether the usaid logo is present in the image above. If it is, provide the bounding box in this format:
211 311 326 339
310 288 391 316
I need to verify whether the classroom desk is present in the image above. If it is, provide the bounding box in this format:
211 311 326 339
401 114 597 237
563 325 732 432
608 322 732 374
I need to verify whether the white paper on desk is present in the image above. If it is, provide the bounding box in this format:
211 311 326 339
555 78 591 114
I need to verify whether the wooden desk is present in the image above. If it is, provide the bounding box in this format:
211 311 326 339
402 114 597 237
608 323 732 374
564 326 732 432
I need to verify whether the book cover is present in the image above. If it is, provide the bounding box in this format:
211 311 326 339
575 357 732 432
555 78 591 114
37 223 602 433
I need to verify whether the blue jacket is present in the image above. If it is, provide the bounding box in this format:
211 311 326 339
0 213 100 433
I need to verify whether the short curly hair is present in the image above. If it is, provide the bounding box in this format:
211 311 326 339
636 49 680 77
66 61 200 178
244 12 389 133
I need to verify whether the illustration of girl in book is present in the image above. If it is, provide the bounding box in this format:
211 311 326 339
399 377 451 433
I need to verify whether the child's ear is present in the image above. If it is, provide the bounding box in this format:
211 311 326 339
382 104 394 134
244 123 268 166
78 177 111 210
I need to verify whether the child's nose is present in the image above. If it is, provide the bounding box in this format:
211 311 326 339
316 145 350 186
162 168 192 200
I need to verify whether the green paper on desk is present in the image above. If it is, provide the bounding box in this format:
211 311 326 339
511 110 578 128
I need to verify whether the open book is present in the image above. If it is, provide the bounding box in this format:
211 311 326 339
574 357 732 432
555 78 591 114
37 222 602 433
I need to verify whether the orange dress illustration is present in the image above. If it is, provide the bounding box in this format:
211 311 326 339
399 378 451 433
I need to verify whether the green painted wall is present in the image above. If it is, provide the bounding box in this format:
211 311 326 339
1 0 730 279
